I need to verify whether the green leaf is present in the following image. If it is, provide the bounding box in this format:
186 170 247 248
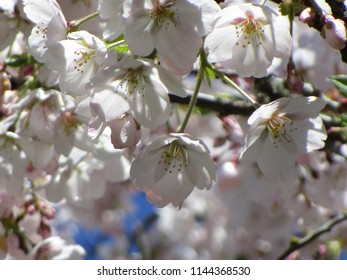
328 75 347 97
4 54 35 67
204 67 215 87
114 42 130 53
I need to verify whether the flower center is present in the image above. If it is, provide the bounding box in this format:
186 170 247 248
266 114 297 148
61 112 79 135
235 14 265 48
158 141 188 173
115 69 146 100
34 22 48 45
73 44 94 74
150 1 177 29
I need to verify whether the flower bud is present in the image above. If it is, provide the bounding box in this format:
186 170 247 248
109 115 141 151
26 204 36 215
38 201 55 220
299 7 315 25
287 61 304 93
322 15 347 50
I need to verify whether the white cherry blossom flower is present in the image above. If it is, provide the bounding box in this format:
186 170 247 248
48 31 108 96
23 0 67 63
240 96 327 180
205 3 292 77
53 111 95 156
124 0 220 74
29 236 85 260
130 133 216 207
89 58 187 130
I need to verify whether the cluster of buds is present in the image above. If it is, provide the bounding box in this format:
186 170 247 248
25 198 55 239
299 7 347 50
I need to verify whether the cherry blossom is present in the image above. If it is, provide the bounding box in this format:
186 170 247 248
130 133 216 207
1 0 346 261
205 3 292 77
89 58 187 130
124 0 220 74
48 31 108 96
29 236 85 260
240 96 327 180
23 0 67 63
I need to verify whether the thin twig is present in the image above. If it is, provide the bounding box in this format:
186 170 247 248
277 212 347 259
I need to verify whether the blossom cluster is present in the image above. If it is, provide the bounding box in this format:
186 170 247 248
0 0 346 260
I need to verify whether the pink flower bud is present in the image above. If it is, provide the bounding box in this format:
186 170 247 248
322 15 347 49
287 61 304 93
26 204 36 215
299 7 315 25
109 115 141 150
38 201 55 220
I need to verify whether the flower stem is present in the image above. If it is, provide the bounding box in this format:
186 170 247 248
107 39 126 49
178 51 206 133
69 12 99 31
210 66 260 108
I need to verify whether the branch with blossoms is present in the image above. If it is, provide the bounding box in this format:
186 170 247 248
270 0 347 60
1 0 347 260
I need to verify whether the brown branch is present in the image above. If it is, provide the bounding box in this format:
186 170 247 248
169 92 254 116
277 212 347 259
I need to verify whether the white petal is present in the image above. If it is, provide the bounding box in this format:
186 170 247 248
130 148 164 188
248 100 281 125
240 129 266 162
273 16 292 58
205 26 235 63
88 115 107 139
132 78 171 129
154 24 202 72
291 117 327 154
242 123 267 153
19 138 54 169
146 167 194 207
185 149 215 190
103 16 124 41
23 0 62 24
153 66 187 97
28 23 49 63
90 88 129 122
46 14 67 48
176 134 210 154
124 16 154 56
257 136 297 181
282 96 327 120
98 0 123 19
